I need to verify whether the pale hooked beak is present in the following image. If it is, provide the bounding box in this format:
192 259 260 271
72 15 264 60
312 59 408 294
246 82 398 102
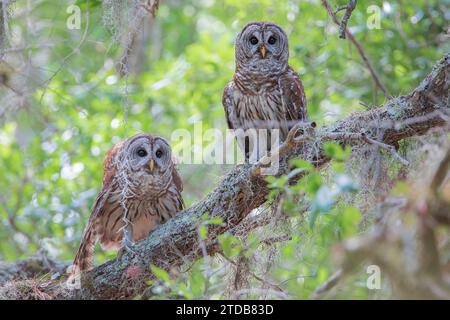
149 159 155 172
259 45 267 58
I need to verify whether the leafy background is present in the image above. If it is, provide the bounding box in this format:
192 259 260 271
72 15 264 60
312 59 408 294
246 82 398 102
0 0 448 299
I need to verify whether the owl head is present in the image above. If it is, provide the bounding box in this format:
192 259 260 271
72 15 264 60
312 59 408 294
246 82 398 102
235 21 289 74
114 133 175 194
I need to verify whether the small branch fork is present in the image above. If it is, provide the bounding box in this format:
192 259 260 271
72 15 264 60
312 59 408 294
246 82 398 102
335 0 357 39
321 0 392 99
322 131 409 166
252 120 409 178
311 269 344 299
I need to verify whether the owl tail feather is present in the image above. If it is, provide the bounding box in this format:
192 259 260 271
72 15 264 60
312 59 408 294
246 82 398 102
67 225 96 288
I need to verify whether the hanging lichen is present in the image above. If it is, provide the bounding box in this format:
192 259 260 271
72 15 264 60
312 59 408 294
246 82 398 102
0 0 15 57
102 0 158 42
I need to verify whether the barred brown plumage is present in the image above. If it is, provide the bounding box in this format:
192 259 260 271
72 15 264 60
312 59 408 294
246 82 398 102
69 133 183 278
223 21 307 162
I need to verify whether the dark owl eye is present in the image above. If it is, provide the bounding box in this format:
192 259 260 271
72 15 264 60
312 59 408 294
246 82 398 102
249 36 258 45
155 150 163 158
268 36 277 45
137 149 147 157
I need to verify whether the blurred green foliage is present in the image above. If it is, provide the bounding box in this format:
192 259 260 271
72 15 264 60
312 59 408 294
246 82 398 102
0 0 448 298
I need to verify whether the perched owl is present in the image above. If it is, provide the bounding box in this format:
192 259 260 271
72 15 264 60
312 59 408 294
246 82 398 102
71 133 183 274
223 21 307 161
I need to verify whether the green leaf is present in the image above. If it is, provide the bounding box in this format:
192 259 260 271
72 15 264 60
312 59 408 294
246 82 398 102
177 283 194 300
303 172 323 195
392 181 409 196
338 206 362 237
206 217 223 225
332 161 345 173
290 158 314 171
218 234 242 258
199 224 208 239
282 199 299 216
265 176 278 184
308 209 320 229
190 271 205 298
323 142 351 161
201 212 209 220
267 175 288 189
150 265 171 284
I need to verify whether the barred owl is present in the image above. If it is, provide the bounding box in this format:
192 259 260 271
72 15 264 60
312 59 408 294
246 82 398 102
71 133 183 274
223 21 307 161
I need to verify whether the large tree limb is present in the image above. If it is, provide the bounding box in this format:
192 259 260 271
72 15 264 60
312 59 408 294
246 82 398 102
1 54 448 299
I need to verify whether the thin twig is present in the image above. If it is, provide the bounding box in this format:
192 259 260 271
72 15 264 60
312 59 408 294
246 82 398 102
259 235 292 247
311 269 344 299
363 135 409 166
322 0 392 98
335 0 357 39
375 109 450 131
322 131 410 165
38 8 90 103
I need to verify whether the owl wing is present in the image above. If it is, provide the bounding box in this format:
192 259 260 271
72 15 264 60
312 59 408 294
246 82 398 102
71 143 122 273
222 81 238 130
279 67 308 127
172 167 185 210
172 166 183 193
170 154 184 210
